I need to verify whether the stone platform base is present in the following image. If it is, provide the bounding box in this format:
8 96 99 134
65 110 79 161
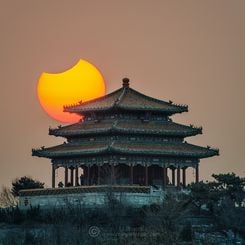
19 185 165 209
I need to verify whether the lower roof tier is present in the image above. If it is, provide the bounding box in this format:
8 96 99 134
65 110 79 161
32 141 219 159
49 119 202 138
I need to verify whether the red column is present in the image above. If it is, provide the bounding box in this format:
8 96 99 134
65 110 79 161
64 167 68 187
172 168 175 186
130 164 133 185
182 168 186 187
177 167 180 187
145 166 148 186
195 164 199 183
52 165 56 188
75 167 79 186
70 168 74 186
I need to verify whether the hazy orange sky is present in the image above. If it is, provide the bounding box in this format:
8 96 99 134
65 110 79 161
0 0 244 187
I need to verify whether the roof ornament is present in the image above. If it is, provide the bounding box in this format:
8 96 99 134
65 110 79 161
122 78 130 88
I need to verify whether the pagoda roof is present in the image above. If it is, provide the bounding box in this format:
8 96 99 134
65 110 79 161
49 120 202 137
32 141 219 159
64 79 188 115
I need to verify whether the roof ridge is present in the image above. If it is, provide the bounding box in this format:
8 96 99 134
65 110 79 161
113 86 128 107
127 87 188 110
63 83 188 114
63 87 123 111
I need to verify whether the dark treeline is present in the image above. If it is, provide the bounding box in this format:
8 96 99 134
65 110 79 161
0 173 244 244
0 198 199 244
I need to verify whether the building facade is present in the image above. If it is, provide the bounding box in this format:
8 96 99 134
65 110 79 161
32 78 219 190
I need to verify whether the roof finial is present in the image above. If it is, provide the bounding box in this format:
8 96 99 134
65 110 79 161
122 77 130 88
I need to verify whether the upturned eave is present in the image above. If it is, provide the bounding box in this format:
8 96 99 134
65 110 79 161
32 141 219 159
49 121 202 138
63 83 188 115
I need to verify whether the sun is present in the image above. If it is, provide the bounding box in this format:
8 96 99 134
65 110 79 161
37 59 106 123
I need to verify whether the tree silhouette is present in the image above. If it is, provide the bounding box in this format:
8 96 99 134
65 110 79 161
189 173 245 237
11 176 44 196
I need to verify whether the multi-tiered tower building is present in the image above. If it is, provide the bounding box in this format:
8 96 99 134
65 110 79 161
32 78 218 189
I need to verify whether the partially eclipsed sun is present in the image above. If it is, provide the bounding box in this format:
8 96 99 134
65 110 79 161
37 59 106 123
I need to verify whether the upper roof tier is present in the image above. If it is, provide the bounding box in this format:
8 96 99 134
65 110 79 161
49 119 202 138
64 78 188 115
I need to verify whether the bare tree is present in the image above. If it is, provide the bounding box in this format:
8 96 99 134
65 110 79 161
0 186 17 208
143 193 191 244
